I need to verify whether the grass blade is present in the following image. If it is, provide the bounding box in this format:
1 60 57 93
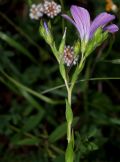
0 32 37 63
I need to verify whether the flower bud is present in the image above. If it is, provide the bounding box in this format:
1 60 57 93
39 22 53 45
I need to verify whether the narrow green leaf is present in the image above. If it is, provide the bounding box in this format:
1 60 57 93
49 117 79 143
0 76 18 93
22 111 44 132
0 70 60 105
41 77 120 94
21 90 45 111
59 28 66 54
103 59 120 64
13 137 40 145
65 141 74 162
0 32 37 63
110 118 120 125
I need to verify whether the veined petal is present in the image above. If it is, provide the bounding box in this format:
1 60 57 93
104 24 119 33
62 14 82 38
78 6 90 41
62 14 76 26
90 12 115 38
70 5 90 42
70 6 84 40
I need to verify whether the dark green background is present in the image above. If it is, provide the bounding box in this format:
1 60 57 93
0 0 120 161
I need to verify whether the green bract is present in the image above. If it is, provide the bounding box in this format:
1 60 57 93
85 28 108 57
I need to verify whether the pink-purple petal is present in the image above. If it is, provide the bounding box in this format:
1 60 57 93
62 5 119 42
104 24 119 33
62 14 76 26
70 5 84 40
77 6 90 41
70 5 90 42
62 14 82 38
90 12 115 38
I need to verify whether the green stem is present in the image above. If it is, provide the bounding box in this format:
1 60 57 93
68 88 72 106
62 54 86 162
67 88 72 144
66 58 85 144
70 56 85 92
83 59 91 118
67 122 72 143
65 87 74 162
63 75 74 162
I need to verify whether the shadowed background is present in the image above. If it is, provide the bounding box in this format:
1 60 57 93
0 0 120 162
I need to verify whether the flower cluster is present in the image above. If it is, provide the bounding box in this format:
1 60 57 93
29 1 61 20
63 46 78 67
40 5 118 68
44 1 61 18
29 4 44 20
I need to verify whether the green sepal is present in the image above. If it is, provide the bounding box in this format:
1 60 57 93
85 28 102 56
66 99 73 124
102 31 108 42
85 39 95 57
94 27 106 45
85 28 108 57
94 27 103 39
74 40 81 56
81 41 87 54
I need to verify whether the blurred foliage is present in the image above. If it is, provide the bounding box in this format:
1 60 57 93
0 0 120 162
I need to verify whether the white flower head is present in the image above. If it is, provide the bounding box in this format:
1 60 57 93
44 1 61 18
63 45 78 67
29 3 44 20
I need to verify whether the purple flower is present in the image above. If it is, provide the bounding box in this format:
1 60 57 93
62 5 119 43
